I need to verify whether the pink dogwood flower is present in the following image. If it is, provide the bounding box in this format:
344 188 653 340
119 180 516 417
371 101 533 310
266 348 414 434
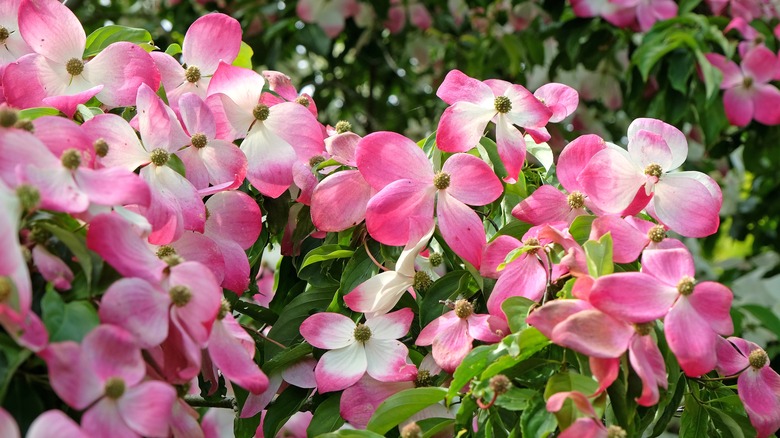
358 131 503 268
0 0 33 67
296 0 359 38
589 248 733 376
589 215 684 263
546 391 627 438
300 308 417 393
577 118 722 237
705 46 780 127
3 0 159 116
611 0 678 32
435 69 552 183
716 336 780 438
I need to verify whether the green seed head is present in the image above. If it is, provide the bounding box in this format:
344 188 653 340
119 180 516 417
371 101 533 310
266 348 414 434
14 120 34 132
185 65 201 83
414 369 432 387
60 149 82 170
353 323 372 343
647 225 666 243
149 148 170 166
253 104 270 121
0 277 12 303
93 138 109 157
156 245 177 259
190 133 208 149
104 377 126 400
567 191 585 209
743 76 753 89
0 107 18 128
489 374 511 395
217 298 231 320
634 322 654 336
162 254 184 267
494 95 512 113
169 285 193 307
16 184 40 211
428 253 443 267
749 348 768 369
335 120 352 134
433 172 451 190
295 96 310 107
65 58 84 76
308 155 325 167
413 271 433 292
677 276 695 296
607 425 627 438
454 299 474 319
644 163 663 178
0 26 9 43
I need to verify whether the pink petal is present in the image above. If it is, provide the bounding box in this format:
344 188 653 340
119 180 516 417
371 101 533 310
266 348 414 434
179 93 218 139
487 255 547 318
534 83 579 122
559 418 608 438
435 69 495 106
241 126 297 198
526 299 594 339
315 342 367 393
723 87 754 127
664 298 718 376
241 374 282 418
752 83 780 126
75 167 151 208
688 281 733 335
629 334 667 406
503 84 553 128
141 165 206 245
118 381 177 437
365 307 413 340
715 336 750 376
136 83 190 152
627 118 688 171
467 313 505 342
738 367 780 438
577 147 646 214
652 172 721 237
32 115 93 160
589 273 678 322
437 191 486 268
511 185 571 225
640 248 694 287
204 190 262 249
311 170 373 232
32 245 73 290
82 325 145 386
742 45 779 84
590 357 620 395
340 375 412 429
705 53 743 89
552 309 634 358
416 312 462 346
431 317 473 373
263 101 324 163
38 342 102 410
86 213 166 283
495 114 529 184
590 215 649 263
209 315 270 394
98 278 170 348
27 410 86 438
206 62 264 114
81 399 138 438
19 0 85 62
281 357 318 388
87 43 161 108
435 102 495 153
300 312 357 349
444 153 503 205
557 134 607 194
480 235 522 279
168 262 222 345
626 129 673 171
212 238 250 293
365 179 435 246
81 114 149 171
356 131 433 190
365 338 416 381
546 391 597 417
182 13 242 74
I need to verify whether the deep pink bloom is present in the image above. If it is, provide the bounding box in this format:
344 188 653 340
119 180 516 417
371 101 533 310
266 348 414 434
27 410 87 438
706 46 780 127
358 131 503 268
206 311 270 394
546 391 609 438
589 215 684 263
611 0 678 32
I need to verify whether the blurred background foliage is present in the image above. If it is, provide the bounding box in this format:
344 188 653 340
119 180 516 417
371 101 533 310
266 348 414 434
68 0 780 360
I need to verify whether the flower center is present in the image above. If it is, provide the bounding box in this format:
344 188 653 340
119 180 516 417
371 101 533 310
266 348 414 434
607 425 627 438
60 149 82 170
400 423 422 438
433 172 451 190
454 299 474 319
0 107 18 128
169 285 193 307
253 104 270 121
644 163 663 178
524 237 540 254
217 298 231 320
185 65 201 83
93 138 109 157
748 348 768 369
494 95 512 113
149 148 170 166
162 254 184 267
413 271 432 291
428 253 443 267
16 185 40 211
676 276 695 296
104 377 126 400
0 26 9 43
335 120 352 134
634 322 654 336
156 245 177 259
15 120 33 132
309 155 325 167
0 277 12 303
414 369 432 387
353 323 372 343
567 191 585 209
65 58 84 76
489 374 511 395
743 76 753 89
295 96 310 107
647 225 666 243
191 133 208 149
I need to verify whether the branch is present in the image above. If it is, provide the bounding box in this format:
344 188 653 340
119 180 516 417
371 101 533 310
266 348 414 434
183 395 236 409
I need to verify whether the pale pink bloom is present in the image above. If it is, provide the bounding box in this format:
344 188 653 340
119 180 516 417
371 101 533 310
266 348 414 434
206 62 324 198
169 396 204 438
577 118 722 237
262 70 319 118
344 221 434 316
435 69 552 183
716 336 780 438
27 410 87 438
296 0 359 38
705 46 780 127
254 264 275 307
358 131 503 268
0 408 19 438
3 0 159 116
525 83 579 142
202 408 234 438
300 308 417 393
0 0 33 66
589 248 733 376
255 410 313 438
611 0 678 32
589 215 684 263
724 17 765 58
416 300 507 373
546 391 609 438
31 245 73 290
570 0 636 27
152 13 242 110
205 311 270 394
40 325 177 437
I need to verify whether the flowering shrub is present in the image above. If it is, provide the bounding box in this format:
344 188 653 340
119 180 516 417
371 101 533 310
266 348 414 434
1 1 779 437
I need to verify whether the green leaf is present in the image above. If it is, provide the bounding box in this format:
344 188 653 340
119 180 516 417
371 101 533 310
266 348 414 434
0 335 31 404
483 327 550 379
650 373 686 437
448 345 498 403
317 431 385 438
233 41 253 69
420 271 469 327
366 387 447 435
740 304 780 340
264 286 335 357
680 395 710 438
526 138 554 173
544 371 600 429
300 245 354 270
84 25 153 57
493 220 533 241
262 342 313 375
165 43 182 56
479 137 508 179
18 107 60 119
419 417 455 438
583 232 613 278
497 245 538 271
520 393 557 438
568 215 595 245
167 153 187 178
38 222 99 292
229 297 278 325
233 386 261 438
705 405 753 438
307 394 345 436
501 296 536 333
41 288 99 342
340 244 381 295
695 50 723 101
263 386 312 438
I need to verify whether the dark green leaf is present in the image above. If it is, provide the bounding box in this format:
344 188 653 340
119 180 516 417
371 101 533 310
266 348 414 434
366 387 447 435
340 243 381 295
307 393 344 436
39 222 99 292
300 245 354 270
501 296 536 333
740 304 780 339
84 25 153 57
167 153 187 178
264 286 335 357
544 371 599 429
317 431 384 438
680 395 710 438
650 373 686 437
41 288 99 342
262 342 313 375
520 392 557 438
263 386 312 438
447 345 496 403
